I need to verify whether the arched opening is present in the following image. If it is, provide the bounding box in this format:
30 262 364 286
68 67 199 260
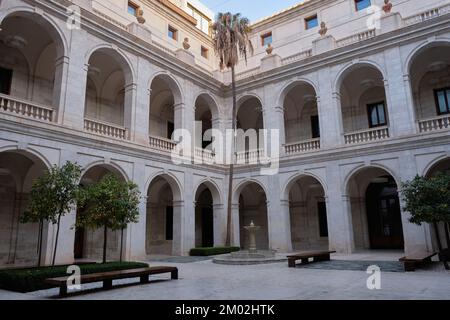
339 64 389 144
347 167 404 250
236 97 264 164
146 174 182 256
194 94 218 150
287 175 329 251
149 75 182 144
195 186 214 248
0 150 48 266
425 158 450 252
283 82 320 147
84 48 133 139
238 182 269 250
0 12 65 120
75 164 126 261
409 43 450 132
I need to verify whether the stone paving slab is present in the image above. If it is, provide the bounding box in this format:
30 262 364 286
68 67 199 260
295 260 405 272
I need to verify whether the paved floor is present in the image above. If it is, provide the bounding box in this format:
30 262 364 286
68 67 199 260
0 251 448 300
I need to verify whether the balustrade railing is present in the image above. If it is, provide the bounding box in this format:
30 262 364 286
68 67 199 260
285 138 320 155
418 115 450 133
149 135 178 152
344 126 389 145
0 94 53 122
84 118 128 139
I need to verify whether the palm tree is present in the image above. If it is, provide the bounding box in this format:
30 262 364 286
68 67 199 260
212 12 254 246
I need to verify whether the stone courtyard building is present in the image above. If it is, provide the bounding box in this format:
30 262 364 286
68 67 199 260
1 0 450 266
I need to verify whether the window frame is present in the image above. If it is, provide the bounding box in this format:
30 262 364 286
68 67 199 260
168 25 178 41
260 32 273 47
305 14 319 30
311 115 321 139
434 87 450 115
367 101 388 128
354 0 371 12
201 46 209 59
127 1 139 16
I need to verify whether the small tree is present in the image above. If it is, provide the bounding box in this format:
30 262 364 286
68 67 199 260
78 174 140 264
22 162 81 266
402 173 450 270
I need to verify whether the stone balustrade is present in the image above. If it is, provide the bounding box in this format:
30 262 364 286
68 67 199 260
149 135 178 152
418 114 450 133
236 149 266 165
84 118 128 140
344 126 390 145
194 147 215 164
285 138 321 155
0 94 53 122
403 3 450 26
336 29 376 48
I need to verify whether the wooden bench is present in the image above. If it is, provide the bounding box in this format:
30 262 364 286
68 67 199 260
399 252 437 272
46 266 178 297
287 251 336 268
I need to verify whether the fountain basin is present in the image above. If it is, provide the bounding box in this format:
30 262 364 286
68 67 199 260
213 250 287 265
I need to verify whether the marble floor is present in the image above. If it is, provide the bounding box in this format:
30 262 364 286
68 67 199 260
0 251 449 300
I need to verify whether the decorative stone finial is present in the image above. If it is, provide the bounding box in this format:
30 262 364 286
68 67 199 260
183 37 191 50
266 43 273 55
136 8 146 24
319 21 328 36
383 0 393 14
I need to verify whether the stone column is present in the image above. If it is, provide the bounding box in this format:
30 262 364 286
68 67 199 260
213 204 226 247
53 56 70 123
384 46 417 137
274 105 286 155
230 203 240 247
133 58 152 145
123 83 137 141
318 68 344 147
172 200 185 256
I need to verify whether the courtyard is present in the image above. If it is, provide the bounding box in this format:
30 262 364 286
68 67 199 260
1 251 449 300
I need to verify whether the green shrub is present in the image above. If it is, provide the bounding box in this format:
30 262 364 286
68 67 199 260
189 247 240 256
0 261 148 293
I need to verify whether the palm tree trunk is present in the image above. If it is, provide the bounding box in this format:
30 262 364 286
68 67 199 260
225 66 238 247
52 214 62 266
103 224 108 264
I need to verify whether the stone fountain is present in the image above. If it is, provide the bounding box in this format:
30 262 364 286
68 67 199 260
213 221 286 265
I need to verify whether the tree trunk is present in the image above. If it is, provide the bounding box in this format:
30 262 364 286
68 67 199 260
37 219 43 267
225 66 237 247
120 228 124 263
103 224 108 264
52 214 62 266
444 222 450 249
433 222 449 270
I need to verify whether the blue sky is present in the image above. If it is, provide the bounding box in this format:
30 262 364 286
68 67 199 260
200 0 305 22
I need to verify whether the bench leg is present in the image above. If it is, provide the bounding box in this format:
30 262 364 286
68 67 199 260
171 269 178 280
103 279 113 290
288 259 296 268
140 275 149 284
301 258 310 264
59 285 68 298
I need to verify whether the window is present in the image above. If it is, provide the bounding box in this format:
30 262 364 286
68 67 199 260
165 206 173 241
367 102 387 128
305 15 319 30
261 32 272 47
168 26 178 41
318 202 328 238
434 87 450 115
0 67 13 95
311 115 320 139
201 46 209 59
127 1 138 16
355 0 371 11
187 4 212 35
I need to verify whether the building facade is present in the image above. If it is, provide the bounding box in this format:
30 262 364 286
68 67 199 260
1 0 450 266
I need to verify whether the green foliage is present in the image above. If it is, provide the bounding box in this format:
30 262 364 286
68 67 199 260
212 12 254 69
402 173 450 225
189 247 240 256
77 174 140 231
21 161 82 225
0 262 148 293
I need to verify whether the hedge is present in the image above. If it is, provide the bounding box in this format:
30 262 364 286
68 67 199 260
189 247 240 256
0 261 149 293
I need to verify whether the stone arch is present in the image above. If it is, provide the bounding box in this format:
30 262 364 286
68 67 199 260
343 163 400 194
232 178 268 204
282 172 327 201
333 60 387 93
148 71 183 106
194 178 222 205
145 171 183 202
276 78 319 108
424 156 450 177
